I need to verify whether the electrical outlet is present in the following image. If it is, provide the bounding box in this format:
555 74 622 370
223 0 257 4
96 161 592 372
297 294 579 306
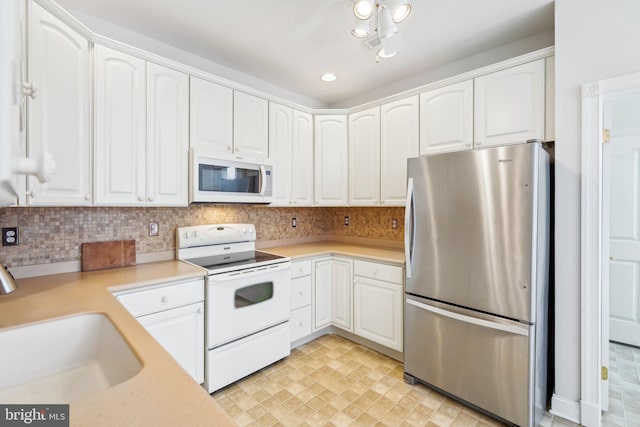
2 227 18 246
149 222 159 237
291 217 297 228
344 216 350 226
392 218 398 229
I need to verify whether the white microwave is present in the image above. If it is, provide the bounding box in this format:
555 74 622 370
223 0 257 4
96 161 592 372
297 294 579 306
190 149 273 204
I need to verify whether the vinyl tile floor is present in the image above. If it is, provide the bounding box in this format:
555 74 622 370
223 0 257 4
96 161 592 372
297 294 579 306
212 334 572 427
603 342 640 427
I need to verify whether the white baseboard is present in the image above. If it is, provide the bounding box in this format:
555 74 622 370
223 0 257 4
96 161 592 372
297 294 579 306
580 400 601 427
550 394 581 424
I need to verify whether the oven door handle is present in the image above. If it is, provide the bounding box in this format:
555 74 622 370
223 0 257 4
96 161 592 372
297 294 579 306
208 262 290 282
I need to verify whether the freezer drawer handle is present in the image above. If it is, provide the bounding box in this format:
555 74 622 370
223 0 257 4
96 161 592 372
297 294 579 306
406 298 529 336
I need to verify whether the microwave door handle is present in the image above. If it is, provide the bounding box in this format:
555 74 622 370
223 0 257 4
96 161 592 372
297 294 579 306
259 165 266 196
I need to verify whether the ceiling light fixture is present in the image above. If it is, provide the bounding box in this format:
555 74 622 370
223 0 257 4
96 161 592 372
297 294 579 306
351 0 412 62
320 72 337 82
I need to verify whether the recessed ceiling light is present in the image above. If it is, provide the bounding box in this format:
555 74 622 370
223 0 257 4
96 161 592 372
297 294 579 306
320 73 337 82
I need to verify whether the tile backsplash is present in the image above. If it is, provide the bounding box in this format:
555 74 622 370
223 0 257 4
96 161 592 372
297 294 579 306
0 205 403 268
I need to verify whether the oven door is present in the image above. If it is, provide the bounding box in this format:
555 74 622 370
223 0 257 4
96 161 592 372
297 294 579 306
207 262 290 348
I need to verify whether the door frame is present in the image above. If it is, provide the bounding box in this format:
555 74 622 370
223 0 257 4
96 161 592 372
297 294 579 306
580 71 640 427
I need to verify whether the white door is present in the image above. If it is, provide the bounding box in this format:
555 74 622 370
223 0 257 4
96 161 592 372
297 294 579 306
380 96 419 205
137 302 204 384
419 80 473 155
474 59 545 148
313 258 333 330
291 110 314 206
28 3 90 205
354 276 403 351
146 63 188 206
233 91 268 159
268 102 293 206
331 258 353 332
189 76 233 152
605 92 640 347
94 45 146 205
314 115 348 206
349 107 380 206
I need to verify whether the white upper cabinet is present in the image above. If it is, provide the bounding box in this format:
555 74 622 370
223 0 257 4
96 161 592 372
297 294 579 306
419 80 473 155
269 102 293 206
269 105 313 207
349 107 380 206
380 96 419 206
27 3 90 205
234 91 269 160
94 45 146 206
291 110 314 205
189 76 233 153
95 45 188 206
474 59 545 147
314 115 348 206
146 62 189 206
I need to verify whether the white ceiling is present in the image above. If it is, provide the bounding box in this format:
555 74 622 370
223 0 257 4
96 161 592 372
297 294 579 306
54 0 554 107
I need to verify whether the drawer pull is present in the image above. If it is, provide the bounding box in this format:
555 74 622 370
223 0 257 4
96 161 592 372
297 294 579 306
372 270 378 276
298 291 303 296
299 322 303 327
161 296 168 303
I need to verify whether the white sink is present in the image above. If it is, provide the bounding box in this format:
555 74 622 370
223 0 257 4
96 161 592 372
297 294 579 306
0 313 142 403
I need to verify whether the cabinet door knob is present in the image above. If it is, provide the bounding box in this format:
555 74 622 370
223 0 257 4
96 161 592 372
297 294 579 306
161 296 168 303
476 141 482 146
138 195 144 202
299 290 303 296
227 146 232 151
299 322 303 327
85 194 91 201
148 196 154 202
22 81 38 99
373 270 378 276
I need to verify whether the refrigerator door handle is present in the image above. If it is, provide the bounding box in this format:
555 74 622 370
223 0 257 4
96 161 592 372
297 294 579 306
404 178 415 278
406 298 529 337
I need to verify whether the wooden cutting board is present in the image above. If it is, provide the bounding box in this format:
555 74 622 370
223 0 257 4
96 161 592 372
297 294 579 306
81 240 136 272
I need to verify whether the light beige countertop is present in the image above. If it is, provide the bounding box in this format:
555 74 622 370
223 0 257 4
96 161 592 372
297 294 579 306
0 261 236 427
262 241 405 265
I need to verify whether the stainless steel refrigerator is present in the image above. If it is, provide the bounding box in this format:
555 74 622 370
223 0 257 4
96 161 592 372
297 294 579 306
403 142 550 427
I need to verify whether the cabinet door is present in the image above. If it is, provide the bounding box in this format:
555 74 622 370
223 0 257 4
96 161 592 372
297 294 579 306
291 110 314 206
354 276 403 351
331 258 353 332
137 302 205 384
94 45 146 205
380 96 419 206
146 63 188 206
313 258 333 330
189 76 232 152
314 115 348 206
419 80 473 155
233 91 268 159
268 103 293 206
28 3 90 205
349 107 380 206
474 59 545 147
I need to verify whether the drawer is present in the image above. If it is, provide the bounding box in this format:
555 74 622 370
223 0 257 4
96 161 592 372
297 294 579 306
291 259 312 279
354 260 403 284
290 276 312 310
116 278 204 317
290 306 312 342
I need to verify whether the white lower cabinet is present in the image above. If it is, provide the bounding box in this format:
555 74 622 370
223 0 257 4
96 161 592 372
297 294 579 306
290 259 312 342
137 302 204 383
297 255 402 352
115 278 205 383
353 260 403 352
313 256 353 332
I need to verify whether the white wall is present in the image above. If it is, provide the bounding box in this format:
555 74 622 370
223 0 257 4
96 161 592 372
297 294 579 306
553 0 640 420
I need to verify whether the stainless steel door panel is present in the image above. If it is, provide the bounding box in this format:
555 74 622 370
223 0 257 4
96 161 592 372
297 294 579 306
406 143 539 321
404 295 531 426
